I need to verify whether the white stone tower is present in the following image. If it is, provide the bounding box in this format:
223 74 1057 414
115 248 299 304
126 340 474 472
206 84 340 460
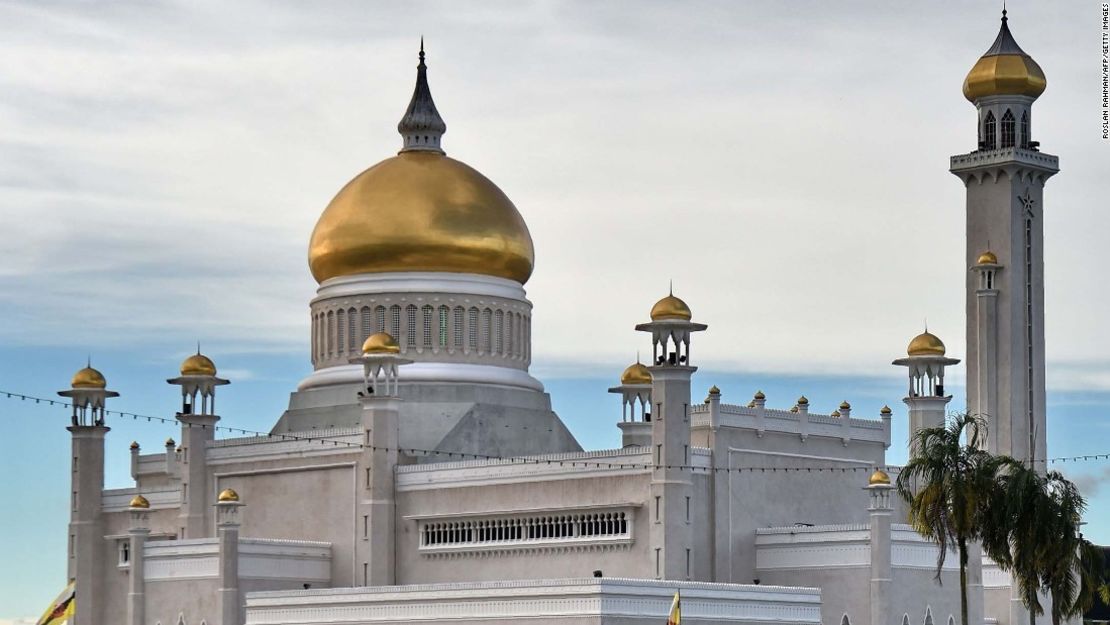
167 349 229 539
951 9 1057 465
636 290 706 580
350 331 412 585
57 363 119 625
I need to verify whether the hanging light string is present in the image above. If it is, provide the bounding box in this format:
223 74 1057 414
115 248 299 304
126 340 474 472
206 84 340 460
1 389 1104 475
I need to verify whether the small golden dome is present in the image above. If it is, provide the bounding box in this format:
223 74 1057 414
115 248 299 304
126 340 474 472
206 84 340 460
790 406 799 413
180 352 217 376
165 437 175 446
129 494 150 509
880 405 892 415
71 366 107 389
650 293 693 321
963 13 1046 102
907 330 946 356
839 400 851 410
309 152 535 284
797 395 809 406
708 385 720 394
831 410 841 417
362 332 401 354
620 362 652 385
217 488 240 503
129 441 140 450
977 250 998 265
754 390 765 400
869 469 892 486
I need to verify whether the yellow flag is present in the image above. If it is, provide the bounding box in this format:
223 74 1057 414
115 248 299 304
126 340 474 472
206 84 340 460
37 582 75 625
666 589 681 625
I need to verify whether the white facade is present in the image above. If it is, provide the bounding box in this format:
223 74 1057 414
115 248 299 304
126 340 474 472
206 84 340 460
55 13 1068 625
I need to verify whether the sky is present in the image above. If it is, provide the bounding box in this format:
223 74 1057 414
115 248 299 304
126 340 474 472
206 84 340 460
1 0 1108 620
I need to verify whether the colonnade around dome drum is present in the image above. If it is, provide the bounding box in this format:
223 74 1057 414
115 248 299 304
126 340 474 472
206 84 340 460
310 293 532 370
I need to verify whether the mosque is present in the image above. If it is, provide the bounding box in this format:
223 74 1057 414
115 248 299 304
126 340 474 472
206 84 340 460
55 10 1061 625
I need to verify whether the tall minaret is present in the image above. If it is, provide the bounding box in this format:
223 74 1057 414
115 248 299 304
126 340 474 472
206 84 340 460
636 290 706 581
58 363 119 625
167 349 229 539
350 331 412 585
951 10 1057 465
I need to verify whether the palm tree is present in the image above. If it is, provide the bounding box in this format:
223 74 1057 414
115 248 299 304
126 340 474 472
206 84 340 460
896 413 1015 625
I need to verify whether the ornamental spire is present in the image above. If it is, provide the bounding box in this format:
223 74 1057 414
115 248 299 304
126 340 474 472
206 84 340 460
397 39 447 154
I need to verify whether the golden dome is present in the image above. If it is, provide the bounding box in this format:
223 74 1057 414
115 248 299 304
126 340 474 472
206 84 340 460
129 494 150 509
165 437 175 446
797 395 809 406
839 400 851 410
708 385 720 394
71 366 106 389
831 410 841 417
977 250 998 265
907 330 946 356
362 332 401 355
180 352 216 376
650 293 692 321
217 488 240 503
963 13 1046 102
754 390 765 400
308 151 535 285
620 362 652 385
129 441 140 450
880 405 892 415
869 469 892 486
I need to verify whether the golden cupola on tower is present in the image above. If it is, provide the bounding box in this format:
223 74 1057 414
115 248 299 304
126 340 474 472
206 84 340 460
308 44 535 285
963 10 1046 102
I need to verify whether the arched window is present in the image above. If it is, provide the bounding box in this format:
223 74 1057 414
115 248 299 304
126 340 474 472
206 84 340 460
326 310 334 357
438 306 450 347
453 307 464 349
336 309 346 356
902 615 910 625
841 615 851 625
506 312 514 357
494 310 504 355
422 305 434 348
924 607 934 625
1020 110 1030 148
389 305 401 339
481 308 492 354
360 306 372 343
348 308 358 352
406 305 418 347
375 306 386 335
947 616 955 625
468 308 479 350
983 111 996 149
1000 109 1015 148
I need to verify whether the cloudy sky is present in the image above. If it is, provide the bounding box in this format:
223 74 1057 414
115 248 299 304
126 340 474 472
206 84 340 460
1 0 1108 620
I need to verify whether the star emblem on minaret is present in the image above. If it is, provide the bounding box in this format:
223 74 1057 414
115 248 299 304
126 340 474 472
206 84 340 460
1019 190 1036 216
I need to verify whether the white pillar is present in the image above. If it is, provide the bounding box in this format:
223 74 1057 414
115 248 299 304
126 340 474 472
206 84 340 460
178 413 218 539
868 475 894 625
127 502 150 625
358 395 400 585
216 493 244 625
67 424 109 625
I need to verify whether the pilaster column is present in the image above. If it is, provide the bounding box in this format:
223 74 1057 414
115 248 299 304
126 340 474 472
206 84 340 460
67 425 109 625
867 472 894 625
357 395 400 585
216 490 244 625
127 498 150 625
177 413 218 539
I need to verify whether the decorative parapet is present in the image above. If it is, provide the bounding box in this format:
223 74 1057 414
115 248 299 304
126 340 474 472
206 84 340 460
691 403 888 447
103 487 181 512
245 577 822 625
396 447 656 491
755 523 956 572
950 147 1059 185
143 537 331 583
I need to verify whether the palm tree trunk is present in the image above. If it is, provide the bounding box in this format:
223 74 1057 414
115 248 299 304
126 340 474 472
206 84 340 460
960 537 970 625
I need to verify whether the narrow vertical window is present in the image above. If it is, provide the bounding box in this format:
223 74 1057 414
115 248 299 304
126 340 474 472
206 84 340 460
361 306 372 343
453 307 464 349
1001 109 1015 148
406 305 418 347
438 306 449 347
1020 110 1030 148
655 495 661 522
336 308 346 356
481 308 492 354
376 306 386 334
389 305 401 339
348 308 358 352
326 310 334 357
983 111 996 149
468 308 479 350
422 305 434 348
655 548 661 578
494 310 504 355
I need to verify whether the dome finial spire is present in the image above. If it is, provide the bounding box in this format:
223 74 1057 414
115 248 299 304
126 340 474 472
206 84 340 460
398 40 447 154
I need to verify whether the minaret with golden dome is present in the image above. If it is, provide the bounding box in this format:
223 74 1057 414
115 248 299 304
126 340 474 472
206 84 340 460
58 362 119 625
892 329 960 441
282 44 580 458
167 348 229 539
608 357 653 447
951 9 1056 465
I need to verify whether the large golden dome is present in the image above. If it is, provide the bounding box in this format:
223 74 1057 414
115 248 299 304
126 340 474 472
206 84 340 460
620 362 652 385
309 152 534 284
308 46 534 285
180 352 217 376
71 366 106 389
907 330 946 356
963 12 1046 102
